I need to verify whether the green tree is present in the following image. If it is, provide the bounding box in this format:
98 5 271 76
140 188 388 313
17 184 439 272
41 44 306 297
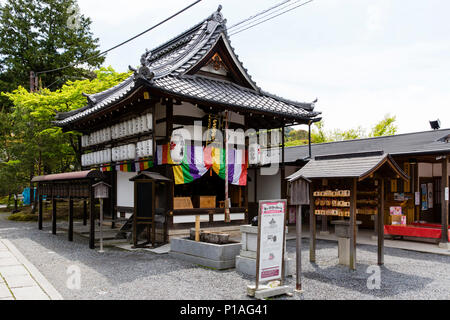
0 0 104 108
1 67 131 199
370 114 398 137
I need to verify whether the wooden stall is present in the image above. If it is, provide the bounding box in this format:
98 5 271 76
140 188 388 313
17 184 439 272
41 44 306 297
31 170 106 249
129 171 172 247
288 151 409 270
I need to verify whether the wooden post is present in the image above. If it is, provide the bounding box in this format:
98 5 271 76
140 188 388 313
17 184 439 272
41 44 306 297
281 126 286 199
441 156 449 245
110 170 117 229
99 199 104 252
349 178 357 270
52 197 57 235
224 110 230 223
321 216 328 234
83 200 87 226
195 215 200 242
68 197 74 242
413 163 420 221
296 205 302 291
309 182 316 263
132 182 137 247
151 182 156 247
378 178 385 265
38 189 43 231
89 186 95 249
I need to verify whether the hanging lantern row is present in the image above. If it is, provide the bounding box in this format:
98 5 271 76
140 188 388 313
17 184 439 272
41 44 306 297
248 143 282 166
81 113 153 147
81 139 153 166
82 149 112 166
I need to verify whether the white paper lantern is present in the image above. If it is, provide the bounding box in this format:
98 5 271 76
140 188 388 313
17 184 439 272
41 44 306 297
141 115 148 132
249 143 261 165
133 117 140 134
119 145 126 160
127 144 136 160
145 139 153 157
170 134 185 164
105 149 111 163
127 120 133 136
112 147 118 162
105 128 111 141
111 125 117 139
118 123 124 138
136 141 143 158
146 113 153 131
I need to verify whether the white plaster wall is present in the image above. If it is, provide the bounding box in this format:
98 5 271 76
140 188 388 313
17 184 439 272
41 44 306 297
257 169 281 201
431 163 450 177
418 163 433 177
116 172 135 218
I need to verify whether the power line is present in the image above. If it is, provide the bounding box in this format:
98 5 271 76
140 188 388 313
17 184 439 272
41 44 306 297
229 0 314 37
227 0 291 30
228 0 306 33
35 0 202 76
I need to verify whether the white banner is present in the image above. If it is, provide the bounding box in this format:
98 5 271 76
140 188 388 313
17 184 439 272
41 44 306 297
257 200 287 284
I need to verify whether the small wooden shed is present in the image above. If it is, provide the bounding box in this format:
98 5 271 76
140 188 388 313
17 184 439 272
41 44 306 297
288 151 409 270
129 171 173 248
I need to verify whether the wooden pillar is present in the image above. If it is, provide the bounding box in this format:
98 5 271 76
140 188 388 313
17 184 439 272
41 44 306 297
110 170 117 229
151 182 156 247
68 197 74 242
281 126 286 199
349 178 357 270
413 163 420 221
378 178 385 265
132 182 138 247
321 216 328 233
296 205 302 291
441 156 449 244
52 197 57 235
38 187 43 231
83 200 87 226
89 186 95 249
309 182 316 262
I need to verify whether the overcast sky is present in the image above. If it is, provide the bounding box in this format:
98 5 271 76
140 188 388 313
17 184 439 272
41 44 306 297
76 0 450 134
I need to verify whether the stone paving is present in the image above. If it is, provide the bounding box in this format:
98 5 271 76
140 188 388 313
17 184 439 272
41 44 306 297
0 238 62 300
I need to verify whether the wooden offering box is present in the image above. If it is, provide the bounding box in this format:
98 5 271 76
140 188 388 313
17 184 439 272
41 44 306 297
174 197 194 210
193 196 216 209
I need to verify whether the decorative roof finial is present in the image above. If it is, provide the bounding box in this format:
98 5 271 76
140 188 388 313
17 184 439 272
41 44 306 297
140 49 152 66
211 5 224 23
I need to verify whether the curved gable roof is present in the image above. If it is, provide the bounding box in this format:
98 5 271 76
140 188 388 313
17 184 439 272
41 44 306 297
55 6 319 127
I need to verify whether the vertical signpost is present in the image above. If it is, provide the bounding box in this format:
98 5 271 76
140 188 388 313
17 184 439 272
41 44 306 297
252 199 292 299
93 182 111 253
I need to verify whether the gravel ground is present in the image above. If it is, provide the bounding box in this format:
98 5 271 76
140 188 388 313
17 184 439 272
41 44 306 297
0 212 449 300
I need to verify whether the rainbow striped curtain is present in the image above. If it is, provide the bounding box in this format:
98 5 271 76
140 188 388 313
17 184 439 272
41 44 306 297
173 145 248 186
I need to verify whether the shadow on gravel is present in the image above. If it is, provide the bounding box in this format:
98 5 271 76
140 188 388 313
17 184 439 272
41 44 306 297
287 238 450 264
303 262 434 299
0 216 208 287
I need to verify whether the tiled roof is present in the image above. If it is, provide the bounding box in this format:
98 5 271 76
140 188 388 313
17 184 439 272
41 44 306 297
55 7 318 127
152 75 319 119
283 128 450 162
287 152 409 181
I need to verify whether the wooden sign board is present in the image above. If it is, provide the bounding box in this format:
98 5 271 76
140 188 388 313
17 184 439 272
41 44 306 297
93 182 110 199
256 199 287 289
